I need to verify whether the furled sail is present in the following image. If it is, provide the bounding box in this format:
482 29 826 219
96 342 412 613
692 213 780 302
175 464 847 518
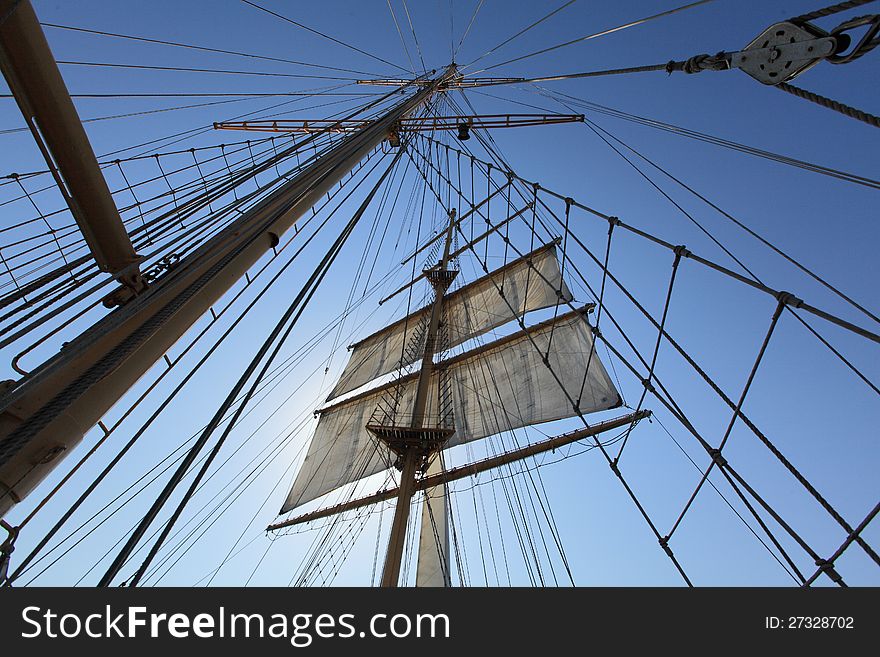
281 306 620 513
326 241 572 400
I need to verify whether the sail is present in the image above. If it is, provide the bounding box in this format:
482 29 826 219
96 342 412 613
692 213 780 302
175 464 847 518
326 241 572 400
415 456 451 587
281 306 620 513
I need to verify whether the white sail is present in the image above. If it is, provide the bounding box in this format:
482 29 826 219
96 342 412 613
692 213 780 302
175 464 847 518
415 455 451 587
326 241 572 400
281 307 619 513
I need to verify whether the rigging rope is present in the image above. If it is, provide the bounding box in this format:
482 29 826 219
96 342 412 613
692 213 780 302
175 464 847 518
775 81 880 128
470 0 715 74
241 0 412 74
410 128 875 585
790 0 877 23
40 22 382 77
113 151 405 587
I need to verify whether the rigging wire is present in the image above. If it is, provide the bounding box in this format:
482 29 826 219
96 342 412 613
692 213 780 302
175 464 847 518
468 0 715 74
461 0 578 71
526 87 880 190
0 92 376 98
423 126 879 567
401 0 428 74
407 130 872 585
4 130 397 575
40 21 383 77
240 0 413 74
55 59 361 81
109 151 406 587
1 3 872 588
386 0 418 75
453 0 484 61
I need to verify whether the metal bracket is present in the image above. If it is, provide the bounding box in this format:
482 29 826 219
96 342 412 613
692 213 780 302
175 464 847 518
732 21 837 85
101 254 181 308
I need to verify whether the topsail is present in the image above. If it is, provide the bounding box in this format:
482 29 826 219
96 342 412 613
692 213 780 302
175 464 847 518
327 241 573 400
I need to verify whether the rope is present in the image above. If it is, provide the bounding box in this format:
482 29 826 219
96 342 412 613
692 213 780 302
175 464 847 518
527 183 880 567
462 0 578 71
241 0 412 74
40 22 381 77
422 137 880 345
417 129 869 585
386 0 417 75
401 0 427 74
789 0 877 24
776 82 880 128
519 86 880 189
408 141 695 586
472 0 716 74
614 249 682 463
56 60 357 80
122 150 404 587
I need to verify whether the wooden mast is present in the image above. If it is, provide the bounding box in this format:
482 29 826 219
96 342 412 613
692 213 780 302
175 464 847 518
378 209 457 587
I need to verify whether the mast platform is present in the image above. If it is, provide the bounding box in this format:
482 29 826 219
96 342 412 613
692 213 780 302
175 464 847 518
366 425 455 469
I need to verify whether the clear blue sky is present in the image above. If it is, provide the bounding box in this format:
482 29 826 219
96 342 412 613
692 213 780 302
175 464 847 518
1 0 877 587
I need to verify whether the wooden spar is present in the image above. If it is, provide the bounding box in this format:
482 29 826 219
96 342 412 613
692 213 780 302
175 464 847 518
378 208 458 588
0 0 141 284
214 114 584 133
268 410 651 532
379 203 540 306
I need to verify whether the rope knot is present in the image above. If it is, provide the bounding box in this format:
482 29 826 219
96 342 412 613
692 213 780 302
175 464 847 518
641 378 655 394
775 290 803 308
680 52 730 74
673 244 690 259
814 558 844 583
591 325 602 339
709 448 728 468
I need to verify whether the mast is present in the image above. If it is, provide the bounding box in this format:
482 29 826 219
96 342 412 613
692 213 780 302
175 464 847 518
0 64 458 517
379 209 457 587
